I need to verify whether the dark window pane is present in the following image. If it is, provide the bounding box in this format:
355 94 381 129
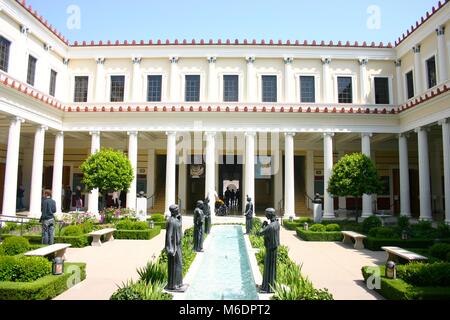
185 75 200 102
300 76 315 103
262 75 277 102
74 76 89 102
223 75 239 102
49 70 57 97
337 77 352 103
110 75 125 102
426 56 437 89
147 75 162 102
0 35 11 72
374 77 390 104
406 71 414 99
27 55 37 86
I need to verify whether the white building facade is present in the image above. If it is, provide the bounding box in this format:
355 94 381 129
0 0 449 222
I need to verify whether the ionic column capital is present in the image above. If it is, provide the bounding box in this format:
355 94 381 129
323 132 335 137
398 132 410 139
414 126 430 133
55 131 64 137
9 116 25 124
438 118 450 126
44 44 53 52
412 45 421 54
96 57 105 65
436 25 445 36
63 58 70 65
207 56 217 64
169 56 179 64
246 56 256 64
284 132 296 137
283 57 294 65
361 132 373 138
132 57 142 64
127 131 139 136
245 131 257 137
89 131 101 136
166 131 177 136
36 125 48 131
395 59 402 67
359 58 369 66
321 57 331 65
20 25 30 35
204 131 217 138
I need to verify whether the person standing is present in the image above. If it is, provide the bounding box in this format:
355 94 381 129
75 186 82 212
231 189 236 209
224 187 231 208
64 186 72 212
193 200 205 252
244 196 254 234
112 191 120 208
16 184 25 211
40 190 56 245
119 190 126 208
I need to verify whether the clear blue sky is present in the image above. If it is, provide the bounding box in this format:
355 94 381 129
26 0 440 44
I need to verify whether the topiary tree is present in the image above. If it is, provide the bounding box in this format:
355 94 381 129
327 153 383 222
80 148 134 210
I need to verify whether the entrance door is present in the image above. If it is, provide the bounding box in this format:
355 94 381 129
219 155 242 212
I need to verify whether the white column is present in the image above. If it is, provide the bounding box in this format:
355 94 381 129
169 57 179 102
95 57 105 102
305 150 315 210
439 119 450 224
178 162 187 214
413 45 424 94
2 117 24 216
321 58 331 103
416 127 432 221
323 132 335 219
126 131 138 211
245 132 256 211
338 151 347 212
207 57 217 102
395 60 404 104
398 134 411 217
52 132 64 215
88 131 101 215
284 57 294 103
146 149 156 209
359 58 369 104
165 132 177 216
431 140 443 212
246 56 256 102
29 125 48 218
131 57 142 101
284 133 296 218
273 149 283 212
436 26 449 84
361 133 374 217
205 132 216 216
22 148 33 209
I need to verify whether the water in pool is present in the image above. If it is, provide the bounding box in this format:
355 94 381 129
185 225 259 300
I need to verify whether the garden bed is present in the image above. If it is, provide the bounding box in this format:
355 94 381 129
296 229 343 242
362 265 450 300
0 262 86 300
282 218 312 231
0 234 90 248
114 227 161 240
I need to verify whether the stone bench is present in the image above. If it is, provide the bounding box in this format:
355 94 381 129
25 243 71 260
342 231 367 250
88 228 116 247
382 246 428 263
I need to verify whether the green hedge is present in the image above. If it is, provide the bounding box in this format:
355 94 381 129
1 234 90 248
364 237 437 251
0 262 86 300
114 227 161 240
283 218 312 231
152 221 166 230
361 266 450 300
296 228 343 241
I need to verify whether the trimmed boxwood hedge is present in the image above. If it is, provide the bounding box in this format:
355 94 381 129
296 228 343 241
0 262 86 300
283 218 313 231
361 266 450 300
153 221 166 230
0 234 90 248
114 226 161 240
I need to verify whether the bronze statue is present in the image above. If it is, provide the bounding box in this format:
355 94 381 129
203 197 211 235
165 205 187 292
244 196 254 234
193 200 205 252
259 208 280 293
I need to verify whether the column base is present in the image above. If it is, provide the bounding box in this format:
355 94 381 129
419 216 433 222
399 213 411 218
361 212 374 218
322 212 336 220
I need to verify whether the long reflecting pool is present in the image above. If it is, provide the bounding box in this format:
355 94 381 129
185 225 259 300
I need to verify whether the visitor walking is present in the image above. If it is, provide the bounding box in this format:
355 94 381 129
40 190 56 245
75 186 82 212
64 186 72 212
16 184 25 211
224 187 231 208
235 189 240 209
112 191 120 208
231 189 236 209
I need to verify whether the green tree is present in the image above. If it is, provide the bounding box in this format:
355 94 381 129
327 153 383 221
80 148 134 208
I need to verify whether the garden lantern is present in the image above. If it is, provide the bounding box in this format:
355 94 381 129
385 261 396 279
303 222 309 231
52 257 64 275
401 230 408 240
149 220 155 229
289 216 294 223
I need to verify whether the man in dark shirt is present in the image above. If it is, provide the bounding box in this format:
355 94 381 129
40 189 56 245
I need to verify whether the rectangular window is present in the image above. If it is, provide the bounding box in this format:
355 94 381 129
49 70 57 97
426 56 437 89
27 55 37 86
185 75 200 102
262 75 277 102
406 71 414 99
374 77 390 104
147 75 162 102
300 76 315 103
74 76 89 102
223 75 239 102
337 77 353 103
110 75 125 102
0 35 11 72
